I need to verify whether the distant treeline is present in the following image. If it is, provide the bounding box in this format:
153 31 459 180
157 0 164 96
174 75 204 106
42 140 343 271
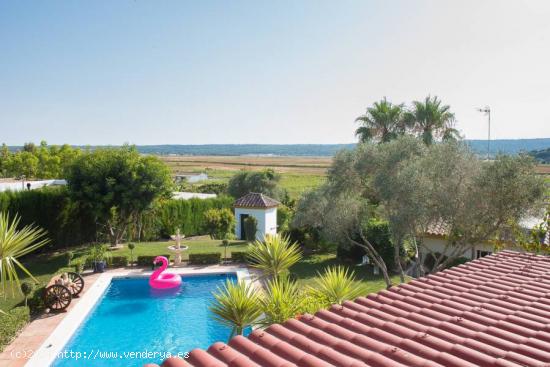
530 147 550 164
6 139 550 157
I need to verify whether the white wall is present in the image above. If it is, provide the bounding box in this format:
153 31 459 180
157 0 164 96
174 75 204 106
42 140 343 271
172 192 217 200
234 207 277 240
0 179 66 192
422 237 524 260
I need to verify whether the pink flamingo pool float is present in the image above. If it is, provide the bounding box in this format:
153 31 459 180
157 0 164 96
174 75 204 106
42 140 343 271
149 256 182 289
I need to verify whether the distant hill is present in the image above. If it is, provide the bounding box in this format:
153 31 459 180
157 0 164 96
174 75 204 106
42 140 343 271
134 144 356 156
529 147 550 164
7 138 550 157
465 138 550 156
135 139 550 156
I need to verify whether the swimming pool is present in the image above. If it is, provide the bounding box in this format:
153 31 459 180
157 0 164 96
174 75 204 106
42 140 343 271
50 273 242 366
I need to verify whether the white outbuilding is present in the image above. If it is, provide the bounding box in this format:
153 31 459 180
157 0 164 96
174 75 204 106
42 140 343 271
234 193 279 241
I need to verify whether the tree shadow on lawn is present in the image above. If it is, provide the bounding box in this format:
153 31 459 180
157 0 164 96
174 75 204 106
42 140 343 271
290 253 398 292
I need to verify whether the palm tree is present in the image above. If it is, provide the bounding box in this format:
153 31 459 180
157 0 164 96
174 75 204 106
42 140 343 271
0 212 49 298
247 235 302 280
404 96 459 145
355 98 406 143
209 280 263 339
309 266 367 307
258 276 303 327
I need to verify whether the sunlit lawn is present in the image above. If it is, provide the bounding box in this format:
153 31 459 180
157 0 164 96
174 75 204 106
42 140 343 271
291 253 406 294
110 239 248 259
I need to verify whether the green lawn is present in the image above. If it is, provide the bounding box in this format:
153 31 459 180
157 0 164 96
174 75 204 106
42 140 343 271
1 241 403 312
291 253 404 294
110 239 248 259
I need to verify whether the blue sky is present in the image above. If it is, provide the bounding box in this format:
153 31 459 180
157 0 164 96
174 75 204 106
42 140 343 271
1 0 549 145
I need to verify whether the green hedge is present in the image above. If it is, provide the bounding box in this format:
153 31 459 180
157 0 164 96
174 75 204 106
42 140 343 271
0 306 30 351
109 256 129 267
137 255 171 267
0 189 233 248
0 188 234 249
230 251 249 263
188 253 221 265
152 196 234 238
0 187 96 250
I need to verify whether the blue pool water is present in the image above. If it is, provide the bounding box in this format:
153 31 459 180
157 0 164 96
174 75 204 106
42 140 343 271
53 274 242 366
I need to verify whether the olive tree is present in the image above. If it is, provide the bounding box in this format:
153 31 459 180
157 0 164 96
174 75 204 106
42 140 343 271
227 169 283 199
359 136 427 282
426 153 545 272
294 188 393 287
66 146 172 247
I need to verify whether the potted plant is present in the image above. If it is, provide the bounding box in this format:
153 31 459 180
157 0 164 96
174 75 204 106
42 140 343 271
73 257 86 274
90 244 108 273
20 281 34 307
128 243 135 266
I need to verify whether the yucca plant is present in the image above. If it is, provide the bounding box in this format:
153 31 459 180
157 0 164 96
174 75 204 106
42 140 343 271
310 266 367 307
247 235 302 280
209 280 262 340
258 275 304 327
0 212 49 299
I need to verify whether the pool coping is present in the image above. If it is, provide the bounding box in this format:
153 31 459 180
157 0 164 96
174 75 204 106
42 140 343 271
26 267 251 367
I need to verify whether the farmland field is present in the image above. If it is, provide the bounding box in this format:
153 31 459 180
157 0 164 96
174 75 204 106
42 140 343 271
158 155 550 199
159 155 330 198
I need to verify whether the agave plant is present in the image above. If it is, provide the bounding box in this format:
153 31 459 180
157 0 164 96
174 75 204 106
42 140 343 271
310 266 367 307
247 235 302 280
0 212 49 298
258 275 304 327
209 280 262 339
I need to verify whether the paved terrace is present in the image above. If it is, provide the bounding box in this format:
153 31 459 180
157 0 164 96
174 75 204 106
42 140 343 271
149 251 550 367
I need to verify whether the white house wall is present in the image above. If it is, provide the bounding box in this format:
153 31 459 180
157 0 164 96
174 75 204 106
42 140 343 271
421 237 525 260
234 207 277 241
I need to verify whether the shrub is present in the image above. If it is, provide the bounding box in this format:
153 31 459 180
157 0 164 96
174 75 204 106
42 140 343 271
64 251 74 266
128 243 136 265
243 216 257 242
27 286 46 315
73 257 86 273
137 255 171 267
203 208 235 239
276 205 293 233
20 282 34 307
188 253 221 265
0 306 30 351
152 196 233 239
230 251 249 263
336 219 396 270
227 169 282 199
194 182 228 195
109 256 129 267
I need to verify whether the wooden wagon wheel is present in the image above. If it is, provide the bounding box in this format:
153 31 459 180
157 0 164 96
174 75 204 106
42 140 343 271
44 284 72 312
66 272 85 297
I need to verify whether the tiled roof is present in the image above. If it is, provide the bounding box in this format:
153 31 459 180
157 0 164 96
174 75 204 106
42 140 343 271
234 193 280 208
425 219 450 237
148 250 550 367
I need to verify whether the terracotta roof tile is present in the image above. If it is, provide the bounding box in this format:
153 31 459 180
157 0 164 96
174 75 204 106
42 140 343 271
234 193 280 208
150 251 550 367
